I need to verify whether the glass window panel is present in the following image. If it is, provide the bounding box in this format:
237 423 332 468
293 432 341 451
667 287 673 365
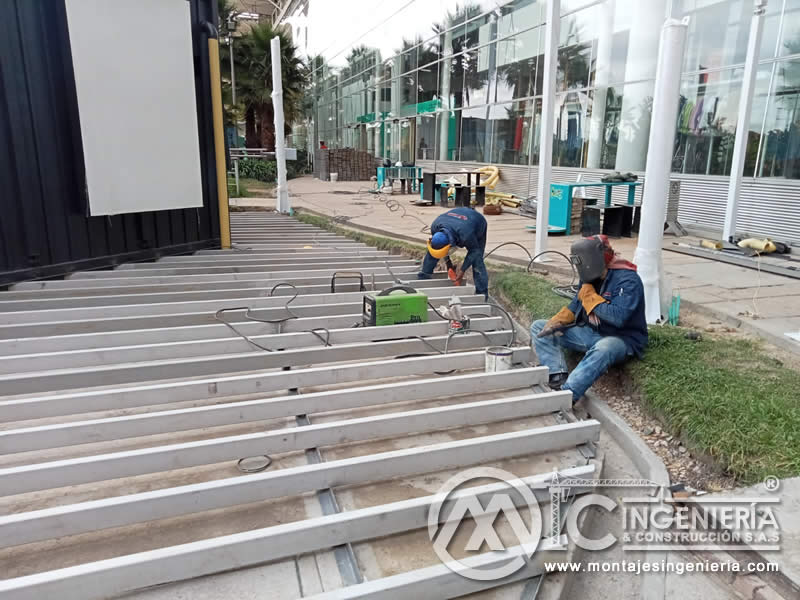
496 27 542 101
498 0 545 36
675 0 779 72
672 68 745 176
530 97 543 165
400 72 418 115
464 11 499 51
439 54 465 109
553 90 592 167
400 118 415 163
437 109 462 160
779 0 800 57
589 0 664 86
416 114 437 160
489 100 535 164
562 0 597 14
460 106 489 161
585 81 652 170
462 45 497 106
379 79 392 114
418 60 440 104
557 5 599 91
419 36 441 68
755 59 800 178
402 46 419 74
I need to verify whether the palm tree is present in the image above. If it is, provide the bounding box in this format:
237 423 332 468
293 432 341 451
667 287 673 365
235 23 307 149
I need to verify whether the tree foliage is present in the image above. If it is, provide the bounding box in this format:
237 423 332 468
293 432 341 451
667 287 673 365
218 1 307 149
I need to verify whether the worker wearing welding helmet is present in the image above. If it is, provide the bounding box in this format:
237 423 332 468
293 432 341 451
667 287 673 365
418 206 488 299
531 235 648 405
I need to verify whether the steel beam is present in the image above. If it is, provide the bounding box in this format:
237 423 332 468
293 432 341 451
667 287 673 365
0 281 459 311
2 273 448 300
0 297 484 341
0 390 569 494
0 304 485 357
0 368 547 452
0 349 532 422
10 265 421 290
0 286 461 324
157 251 389 263
69 259 418 278
117 256 408 271
0 468 592 600
0 329 510 394
0 421 600 548
306 541 562 600
195 248 382 255
0 316 496 372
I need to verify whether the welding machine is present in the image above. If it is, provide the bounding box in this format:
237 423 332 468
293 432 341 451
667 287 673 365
362 286 429 326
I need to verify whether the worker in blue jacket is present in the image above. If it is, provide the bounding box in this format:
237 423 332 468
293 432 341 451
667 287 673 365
531 235 648 405
418 207 488 298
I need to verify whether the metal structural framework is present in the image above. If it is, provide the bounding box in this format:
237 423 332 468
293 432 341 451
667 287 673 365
0 213 602 599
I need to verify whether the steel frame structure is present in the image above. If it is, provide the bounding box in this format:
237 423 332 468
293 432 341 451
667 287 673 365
0 212 604 599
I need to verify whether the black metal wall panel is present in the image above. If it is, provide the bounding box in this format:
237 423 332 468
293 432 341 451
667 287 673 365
0 0 222 287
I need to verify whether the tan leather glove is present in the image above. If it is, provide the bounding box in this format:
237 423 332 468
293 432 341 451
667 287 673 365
537 306 575 337
578 283 607 314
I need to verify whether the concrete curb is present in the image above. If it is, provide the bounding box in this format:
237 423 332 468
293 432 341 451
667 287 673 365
584 391 671 600
583 392 671 488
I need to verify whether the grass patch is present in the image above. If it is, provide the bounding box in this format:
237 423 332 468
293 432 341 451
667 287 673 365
294 210 800 484
227 177 249 198
489 269 567 323
629 327 800 483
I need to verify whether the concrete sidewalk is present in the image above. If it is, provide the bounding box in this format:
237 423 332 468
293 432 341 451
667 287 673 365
238 177 800 354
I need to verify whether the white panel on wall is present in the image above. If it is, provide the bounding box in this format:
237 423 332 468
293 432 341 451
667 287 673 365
65 0 203 216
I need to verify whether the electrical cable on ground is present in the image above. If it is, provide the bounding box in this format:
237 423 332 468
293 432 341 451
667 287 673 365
483 242 579 299
214 282 321 352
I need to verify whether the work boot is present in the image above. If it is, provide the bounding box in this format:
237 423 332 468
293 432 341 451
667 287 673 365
548 372 568 390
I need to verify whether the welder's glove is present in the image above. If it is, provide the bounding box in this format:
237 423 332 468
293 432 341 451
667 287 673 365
578 283 607 315
537 306 575 337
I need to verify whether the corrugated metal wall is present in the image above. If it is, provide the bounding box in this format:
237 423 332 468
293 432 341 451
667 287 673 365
0 0 221 287
418 159 800 242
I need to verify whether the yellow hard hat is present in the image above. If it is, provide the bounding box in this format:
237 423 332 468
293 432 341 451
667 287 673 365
427 240 451 259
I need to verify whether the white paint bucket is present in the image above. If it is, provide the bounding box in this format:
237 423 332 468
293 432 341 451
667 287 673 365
330 172 339 182
485 346 513 372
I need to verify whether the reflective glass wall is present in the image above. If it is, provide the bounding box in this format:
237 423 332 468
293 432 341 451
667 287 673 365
307 0 800 179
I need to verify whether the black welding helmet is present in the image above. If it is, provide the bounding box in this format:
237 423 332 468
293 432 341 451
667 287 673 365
570 237 607 283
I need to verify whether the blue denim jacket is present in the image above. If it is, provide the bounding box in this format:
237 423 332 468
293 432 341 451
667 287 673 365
430 208 487 272
567 268 649 356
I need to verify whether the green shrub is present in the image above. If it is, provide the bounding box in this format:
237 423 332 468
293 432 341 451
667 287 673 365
238 158 277 183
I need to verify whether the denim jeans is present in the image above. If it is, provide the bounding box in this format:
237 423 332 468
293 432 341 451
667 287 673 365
418 248 488 298
530 320 631 402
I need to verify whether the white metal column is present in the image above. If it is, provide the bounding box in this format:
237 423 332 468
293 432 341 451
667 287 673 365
271 36 290 214
633 18 689 324
535 0 560 260
723 0 768 241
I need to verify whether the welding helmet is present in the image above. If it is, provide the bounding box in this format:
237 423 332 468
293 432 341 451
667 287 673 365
427 231 451 259
570 236 607 282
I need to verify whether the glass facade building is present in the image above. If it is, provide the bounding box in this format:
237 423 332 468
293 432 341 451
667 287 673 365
291 0 800 241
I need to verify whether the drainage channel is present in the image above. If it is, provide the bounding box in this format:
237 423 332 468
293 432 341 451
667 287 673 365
0 212 602 600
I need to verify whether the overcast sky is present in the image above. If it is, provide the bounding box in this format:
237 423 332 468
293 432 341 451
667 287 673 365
288 0 482 67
